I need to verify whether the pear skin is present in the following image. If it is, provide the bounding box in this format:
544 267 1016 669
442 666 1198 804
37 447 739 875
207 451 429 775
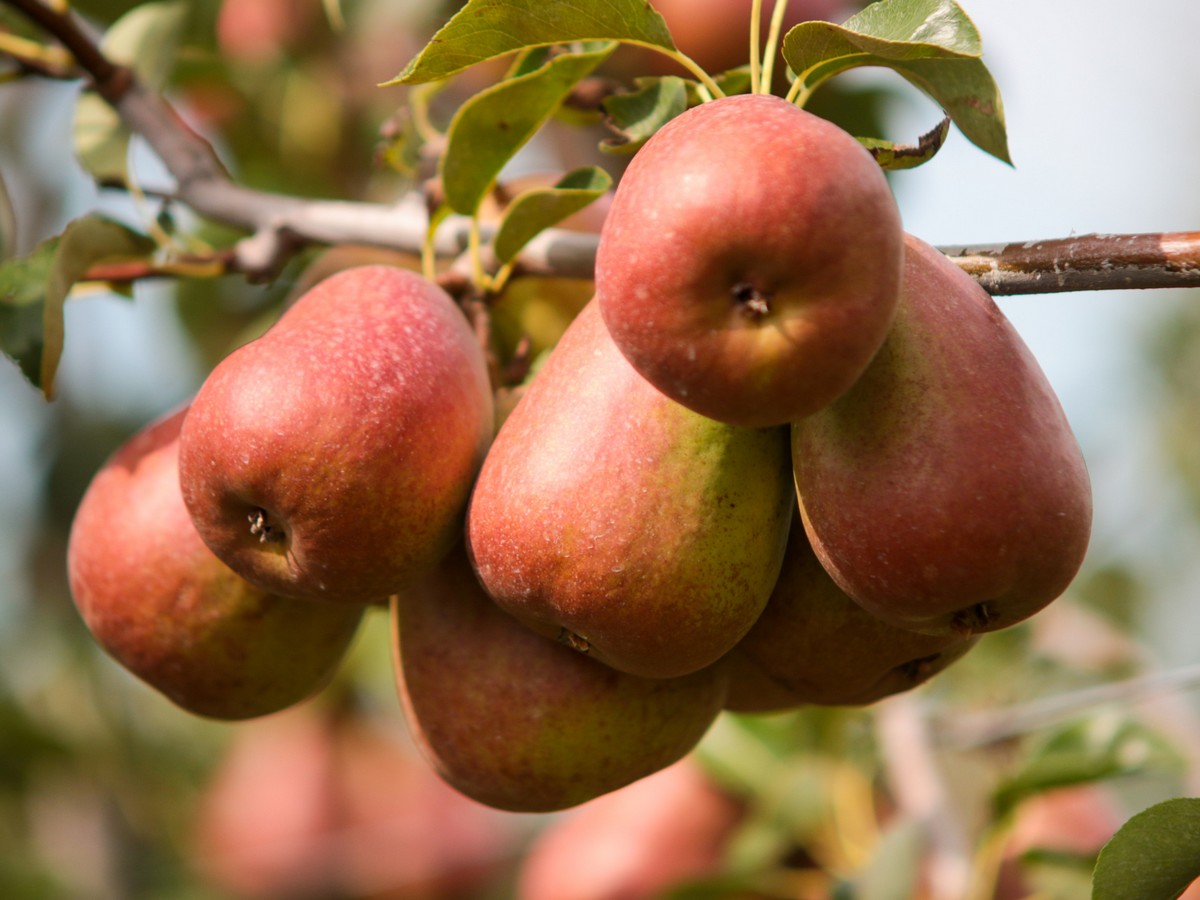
179 265 494 604
596 93 903 428
466 299 793 679
392 545 727 813
67 408 364 720
724 515 976 713
792 235 1093 636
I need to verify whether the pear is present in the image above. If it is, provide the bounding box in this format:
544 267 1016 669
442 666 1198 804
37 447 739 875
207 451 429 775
517 756 746 900
466 299 793 679
792 235 1093 636
724 515 977 713
179 265 494 604
595 93 903 428
392 544 727 813
67 408 364 720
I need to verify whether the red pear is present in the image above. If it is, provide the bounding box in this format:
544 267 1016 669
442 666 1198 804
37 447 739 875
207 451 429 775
724 515 977 713
595 93 903 428
178 265 494 604
466 299 793 679
792 235 1093 635
67 408 363 720
392 544 727 813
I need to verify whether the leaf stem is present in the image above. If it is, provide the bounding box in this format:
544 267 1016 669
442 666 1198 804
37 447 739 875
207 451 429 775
644 44 724 101
0 30 73 71
785 77 812 107
468 215 490 291
760 0 791 95
749 0 763 94
489 259 516 296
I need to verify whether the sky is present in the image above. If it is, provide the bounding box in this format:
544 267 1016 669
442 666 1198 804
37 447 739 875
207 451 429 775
2 0 1200 660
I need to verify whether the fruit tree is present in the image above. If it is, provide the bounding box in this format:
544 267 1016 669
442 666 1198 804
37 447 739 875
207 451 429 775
3 0 1200 897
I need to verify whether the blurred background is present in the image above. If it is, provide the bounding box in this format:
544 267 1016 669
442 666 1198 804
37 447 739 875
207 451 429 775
1 0 1199 897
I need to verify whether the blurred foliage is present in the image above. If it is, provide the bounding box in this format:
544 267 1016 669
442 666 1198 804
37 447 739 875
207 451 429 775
1 0 1199 898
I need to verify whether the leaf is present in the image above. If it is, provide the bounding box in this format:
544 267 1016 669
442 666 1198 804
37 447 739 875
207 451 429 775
859 114 950 170
0 240 55 389
782 0 1010 164
601 76 689 154
992 715 1184 818
786 0 982 78
0 170 14 261
887 55 1010 164
0 215 155 398
73 0 190 182
1092 798 1200 900
493 166 611 264
440 43 614 216
386 0 675 85
702 66 755 100
378 81 448 179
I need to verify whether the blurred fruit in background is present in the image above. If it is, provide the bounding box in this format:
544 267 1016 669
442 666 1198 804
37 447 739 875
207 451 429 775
517 757 747 900
192 696 525 899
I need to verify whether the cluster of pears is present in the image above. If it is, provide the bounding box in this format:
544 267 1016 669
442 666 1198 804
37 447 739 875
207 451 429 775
66 93 1092 814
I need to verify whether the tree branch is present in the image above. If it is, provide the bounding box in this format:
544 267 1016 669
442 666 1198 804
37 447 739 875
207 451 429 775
4 0 1200 295
931 662 1200 750
874 695 972 900
943 232 1200 296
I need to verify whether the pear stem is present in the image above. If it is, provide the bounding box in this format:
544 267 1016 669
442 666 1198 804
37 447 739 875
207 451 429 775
640 44 725 101
749 0 764 94
760 0 792 94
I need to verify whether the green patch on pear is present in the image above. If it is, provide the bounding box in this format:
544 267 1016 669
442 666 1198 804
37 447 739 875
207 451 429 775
467 299 793 679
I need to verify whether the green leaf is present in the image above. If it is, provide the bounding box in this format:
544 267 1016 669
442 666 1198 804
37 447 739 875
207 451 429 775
0 215 155 398
886 55 1010 164
786 0 982 78
782 0 1010 164
601 76 689 154
386 0 675 85
440 43 614 216
493 166 611 264
73 95 130 183
858 114 950 170
73 0 190 182
0 239 55 389
838 0 981 55
1092 798 1200 900
379 82 447 179
703 66 756 100
992 716 1184 818
0 170 14 261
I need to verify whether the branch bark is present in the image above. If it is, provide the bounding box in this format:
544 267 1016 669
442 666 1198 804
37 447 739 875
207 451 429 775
931 661 1200 750
944 232 1200 296
4 0 1200 295
874 695 972 900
